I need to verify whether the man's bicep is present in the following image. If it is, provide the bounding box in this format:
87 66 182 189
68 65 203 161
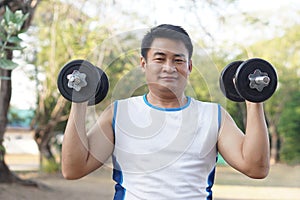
86 105 115 170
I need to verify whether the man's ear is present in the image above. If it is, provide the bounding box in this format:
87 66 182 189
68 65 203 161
188 60 193 74
140 56 146 72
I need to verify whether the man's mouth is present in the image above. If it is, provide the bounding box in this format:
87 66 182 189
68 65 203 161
160 76 177 81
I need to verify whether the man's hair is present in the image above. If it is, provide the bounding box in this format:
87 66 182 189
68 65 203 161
141 24 193 60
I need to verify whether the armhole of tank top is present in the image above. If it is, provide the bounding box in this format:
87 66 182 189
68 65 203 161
112 101 118 134
218 104 221 132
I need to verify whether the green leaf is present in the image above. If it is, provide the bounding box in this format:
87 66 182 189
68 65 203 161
7 36 22 44
0 58 18 70
22 13 30 22
3 45 26 51
4 6 13 23
18 29 27 34
0 32 6 41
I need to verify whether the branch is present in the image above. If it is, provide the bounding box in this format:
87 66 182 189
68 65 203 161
58 115 69 122
50 95 67 119
0 0 12 8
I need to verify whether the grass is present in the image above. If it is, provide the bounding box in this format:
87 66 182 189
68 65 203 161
215 163 300 188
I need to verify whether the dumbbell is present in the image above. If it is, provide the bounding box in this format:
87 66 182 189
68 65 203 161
219 58 278 103
57 60 109 105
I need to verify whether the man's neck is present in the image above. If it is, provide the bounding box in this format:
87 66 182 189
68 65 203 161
146 92 188 108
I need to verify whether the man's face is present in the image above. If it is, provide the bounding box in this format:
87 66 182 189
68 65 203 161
140 37 192 97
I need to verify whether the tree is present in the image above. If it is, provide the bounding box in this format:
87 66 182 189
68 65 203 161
26 0 300 171
236 25 300 164
278 91 300 164
0 0 40 183
30 0 117 171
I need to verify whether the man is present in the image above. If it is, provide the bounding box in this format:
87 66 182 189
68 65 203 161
62 24 270 199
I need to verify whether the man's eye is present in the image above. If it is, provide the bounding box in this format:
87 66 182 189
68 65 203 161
154 58 164 62
175 59 185 63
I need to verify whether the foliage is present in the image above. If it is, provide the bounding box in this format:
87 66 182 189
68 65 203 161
30 0 140 170
41 157 60 173
233 24 300 164
278 91 300 165
28 0 300 166
0 6 29 70
97 33 145 103
0 144 5 161
189 50 246 130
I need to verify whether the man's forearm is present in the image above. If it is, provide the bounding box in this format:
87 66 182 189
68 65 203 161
62 102 90 177
243 102 270 178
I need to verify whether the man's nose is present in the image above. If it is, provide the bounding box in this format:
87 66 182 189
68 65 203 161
163 60 176 72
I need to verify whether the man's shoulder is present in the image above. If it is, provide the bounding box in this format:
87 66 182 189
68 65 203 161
117 95 143 102
115 95 144 106
190 97 218 107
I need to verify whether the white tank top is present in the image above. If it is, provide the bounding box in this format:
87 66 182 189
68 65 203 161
112 95 221 200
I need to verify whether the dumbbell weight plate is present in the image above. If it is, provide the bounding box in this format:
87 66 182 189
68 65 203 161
57 60 103 104
235 58 277 103
219 61 245 102
87 67 109 105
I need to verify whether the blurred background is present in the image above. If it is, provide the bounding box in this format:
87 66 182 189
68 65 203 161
0 0 299 199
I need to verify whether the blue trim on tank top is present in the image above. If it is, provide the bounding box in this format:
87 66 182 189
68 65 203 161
112 101 126 199
218 104 221 131
206 104 220 199
143 94 191 111
112 101 118 133
206 166 216 200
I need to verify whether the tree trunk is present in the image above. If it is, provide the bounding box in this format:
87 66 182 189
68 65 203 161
0 50 20 183
0 0 40 183
34 124 56 162
34 97 69 169
0 55 37 184
0 67 16 183
269 123 280 164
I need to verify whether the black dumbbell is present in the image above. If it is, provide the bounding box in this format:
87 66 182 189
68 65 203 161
57 60 109 105
219 58 278 103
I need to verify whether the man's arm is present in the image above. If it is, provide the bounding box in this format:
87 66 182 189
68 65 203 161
217 102 270 178
61 102 115 180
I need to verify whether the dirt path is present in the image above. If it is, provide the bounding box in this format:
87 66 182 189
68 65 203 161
0 167 114 200
3 130 299 199
0 164 299 200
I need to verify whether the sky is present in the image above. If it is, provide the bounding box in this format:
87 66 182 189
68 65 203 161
78 0 300 42
10 0 300 110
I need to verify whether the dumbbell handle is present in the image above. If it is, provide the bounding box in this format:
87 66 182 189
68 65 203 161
248 69 270 92
67 70 87 92
252 76 270 85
